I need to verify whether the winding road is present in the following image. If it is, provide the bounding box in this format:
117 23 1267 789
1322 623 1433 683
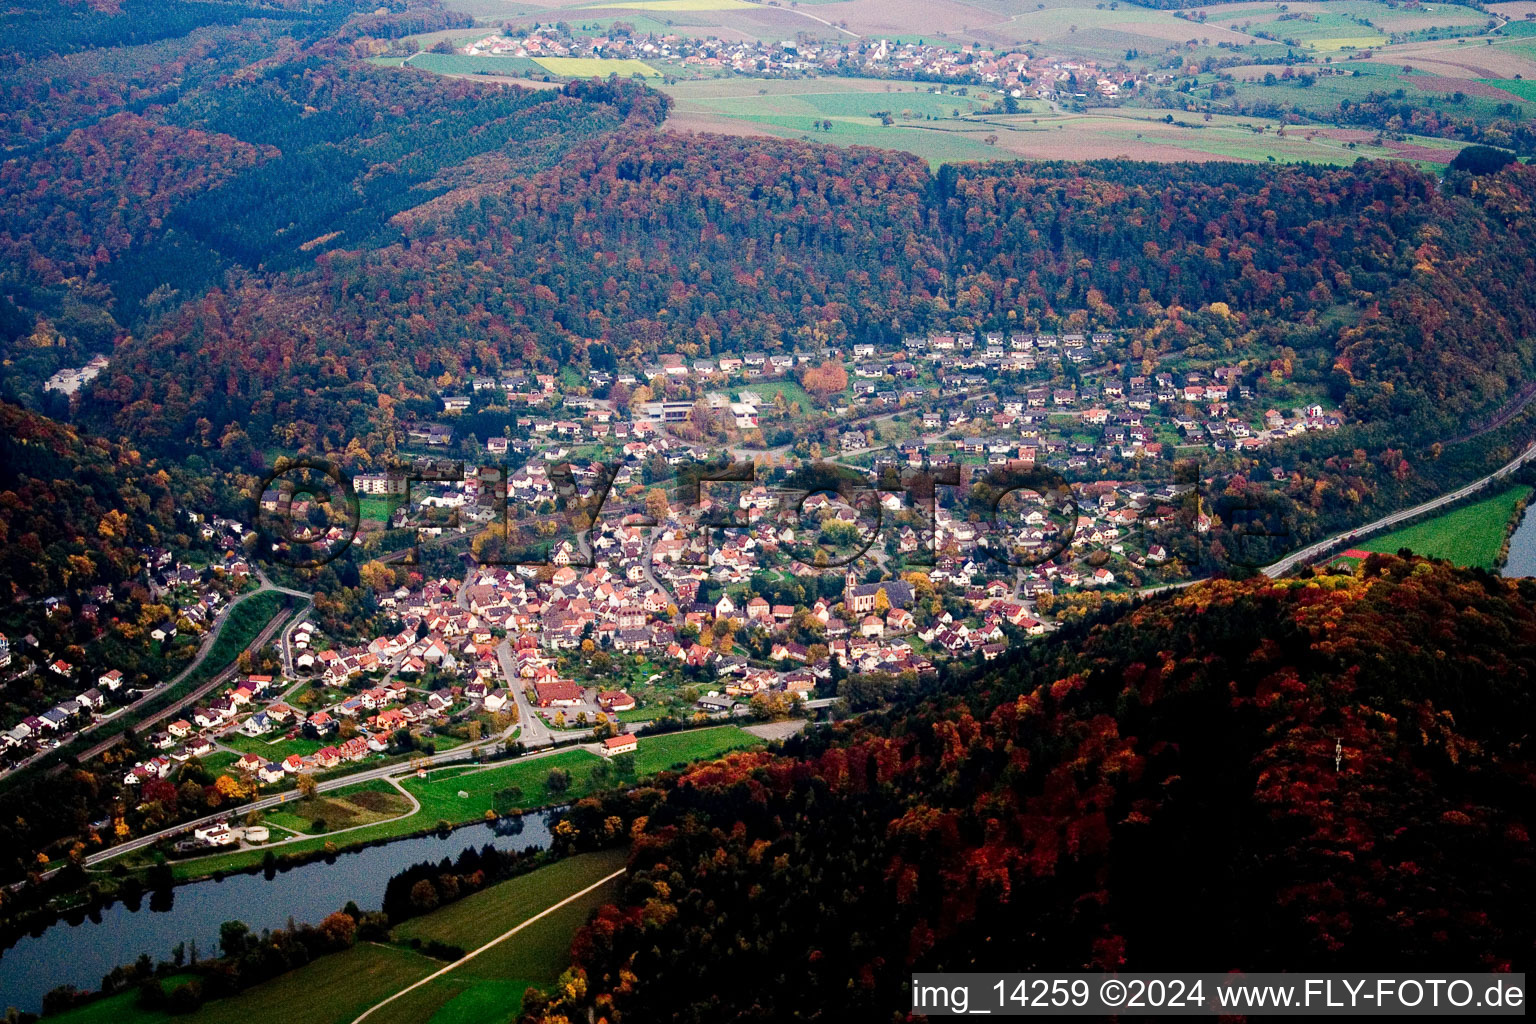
0 574 311 785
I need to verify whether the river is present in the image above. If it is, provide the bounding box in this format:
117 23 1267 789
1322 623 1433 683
0 812 555 1015
1503 501 1536 577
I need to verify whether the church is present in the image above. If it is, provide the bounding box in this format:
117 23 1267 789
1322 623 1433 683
843 571 916 616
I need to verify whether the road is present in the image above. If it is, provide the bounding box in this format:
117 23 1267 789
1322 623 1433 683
1261 440 1536 578
80 732 564 868
0 576 311 784
494 639 553 748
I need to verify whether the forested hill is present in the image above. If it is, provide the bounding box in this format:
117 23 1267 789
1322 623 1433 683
529 555 1534 1022
87 142 1536 457
0 14 667 401
0 401 228 598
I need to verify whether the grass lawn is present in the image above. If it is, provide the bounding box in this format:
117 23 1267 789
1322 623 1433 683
220 733 326 760
359 496 402 524
741 379 818 412
43 974 199 1024
405 748 606 822
261 780 413 835
1358 485 1531 569
193 751 240 776
184 943 438 1024
155 727 761 878
631 724 762 773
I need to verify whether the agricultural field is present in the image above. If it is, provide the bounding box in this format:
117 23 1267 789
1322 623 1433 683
370 848 631 1024
185 944 440 1024
589 0 756 10
43 975 201 1024
661 75 1472 165
389 0 1529 165
1356 486 1532 570
533 56 659 77
372 858 625 1023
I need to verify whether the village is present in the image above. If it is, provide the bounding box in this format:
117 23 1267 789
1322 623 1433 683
0 515 258 770
463 23 1151 102
2 319 1345 820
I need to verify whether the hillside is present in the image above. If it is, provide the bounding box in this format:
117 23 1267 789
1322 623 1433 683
529 555 1534 1021
90 151 1536 456
0 400 225 598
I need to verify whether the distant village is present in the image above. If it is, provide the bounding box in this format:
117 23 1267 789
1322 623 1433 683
463 24 1153 101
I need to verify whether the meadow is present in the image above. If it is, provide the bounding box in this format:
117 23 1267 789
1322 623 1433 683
1357 485 1532 570
587 0 755 9
371 848 631 1024
662 74 1471 166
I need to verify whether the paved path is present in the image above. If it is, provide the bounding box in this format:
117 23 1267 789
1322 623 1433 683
348 866 628 1024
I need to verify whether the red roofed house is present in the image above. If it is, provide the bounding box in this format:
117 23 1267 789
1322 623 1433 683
601 734 638 757
534 680 585 707
597 690 636 712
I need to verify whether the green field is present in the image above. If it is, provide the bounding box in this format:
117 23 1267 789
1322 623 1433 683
1358 485 1531 569
533 57 659 77
369 848 630 1024
401 52 547 78
43 975 200 1024
144 727 761 878
189 943 439 1024
1484 78 1536 103
359 496 402 523
220 733 326 761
